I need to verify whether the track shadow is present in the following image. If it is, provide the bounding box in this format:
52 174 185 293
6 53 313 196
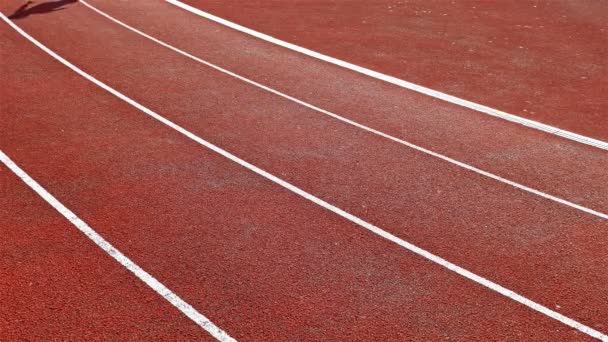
8 0 78 20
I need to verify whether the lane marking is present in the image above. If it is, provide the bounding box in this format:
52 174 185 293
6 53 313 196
0 151 235 342
80 0 608 221
166 0 608 151
3 13 606 341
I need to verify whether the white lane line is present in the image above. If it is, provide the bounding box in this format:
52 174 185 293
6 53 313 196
166 0 608 151
0 151 235 342
4 13 606 342
80 0 607 221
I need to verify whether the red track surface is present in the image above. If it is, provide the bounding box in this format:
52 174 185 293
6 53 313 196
181 0 608 141
0 158 211 340
85 0 608 214
1 0 607 340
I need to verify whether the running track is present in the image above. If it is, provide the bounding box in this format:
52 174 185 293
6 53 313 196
1 1 607 340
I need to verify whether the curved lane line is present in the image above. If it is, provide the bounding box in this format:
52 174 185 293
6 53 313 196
0 152 235 342
166 0 608 151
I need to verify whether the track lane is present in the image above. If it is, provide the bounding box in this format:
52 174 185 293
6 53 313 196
0 9 600 341
83 0 608 214
0 151 213 339
178 0 608 142
1 0 603 334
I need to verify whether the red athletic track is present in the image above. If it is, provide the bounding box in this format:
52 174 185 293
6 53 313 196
0 0 606 340
0 19 588 342
181 0 608 141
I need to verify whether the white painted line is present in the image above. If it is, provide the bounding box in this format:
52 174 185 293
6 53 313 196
166 0 608 151
4 13 606 341
0 151 235 342
80 0 607 221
